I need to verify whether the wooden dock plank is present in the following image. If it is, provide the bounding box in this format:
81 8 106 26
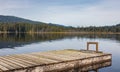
0 64 9 71
0 59 15 70
4 56 37 66
13 55 45 65
0 57 22 69
30 53 63 61
54 51 91 58
31 53 72 61
50 50 97 58
2 56 32 68
21 54 58 63
33 50 102 60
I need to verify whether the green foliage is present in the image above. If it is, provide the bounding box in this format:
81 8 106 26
0 22 119 33
0 15 119 33
0 22 76 33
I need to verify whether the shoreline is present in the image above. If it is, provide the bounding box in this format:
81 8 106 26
0 32 120 34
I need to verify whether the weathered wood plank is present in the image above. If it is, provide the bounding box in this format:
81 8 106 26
2 56 32 68
30 53 63 62
21 54 58 63
0 59 15 70
4 56 37 66
0 57 22 69
0 64 8 71
13 55 45 65
32 53 70 61
50 50 101 58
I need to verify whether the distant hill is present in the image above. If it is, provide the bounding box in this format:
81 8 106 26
0 15 67 27
0 15 70 33
0 15 43 24
0 15 119 33
116 24 120 26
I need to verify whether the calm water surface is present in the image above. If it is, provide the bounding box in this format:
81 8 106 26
0 33 120 72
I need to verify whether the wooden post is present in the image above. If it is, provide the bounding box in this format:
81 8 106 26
87 42 99 52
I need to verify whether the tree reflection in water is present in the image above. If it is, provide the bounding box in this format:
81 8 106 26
0 33 120 49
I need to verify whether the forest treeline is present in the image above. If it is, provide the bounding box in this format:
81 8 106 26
0 22 76 33
0 22 120 33
0 15 119 33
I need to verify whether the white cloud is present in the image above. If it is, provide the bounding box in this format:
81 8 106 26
0 0 120 26
0 0 30 10
34 0 120 27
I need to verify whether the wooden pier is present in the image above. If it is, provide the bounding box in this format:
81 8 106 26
0 49 111 72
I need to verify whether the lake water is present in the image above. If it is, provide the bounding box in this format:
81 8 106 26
0 33 120 72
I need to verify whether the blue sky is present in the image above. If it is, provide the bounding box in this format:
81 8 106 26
0 0 120 27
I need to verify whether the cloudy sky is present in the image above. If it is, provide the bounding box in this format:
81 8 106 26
0 0 120 27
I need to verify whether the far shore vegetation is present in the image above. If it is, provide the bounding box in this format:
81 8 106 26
0 22 120 34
